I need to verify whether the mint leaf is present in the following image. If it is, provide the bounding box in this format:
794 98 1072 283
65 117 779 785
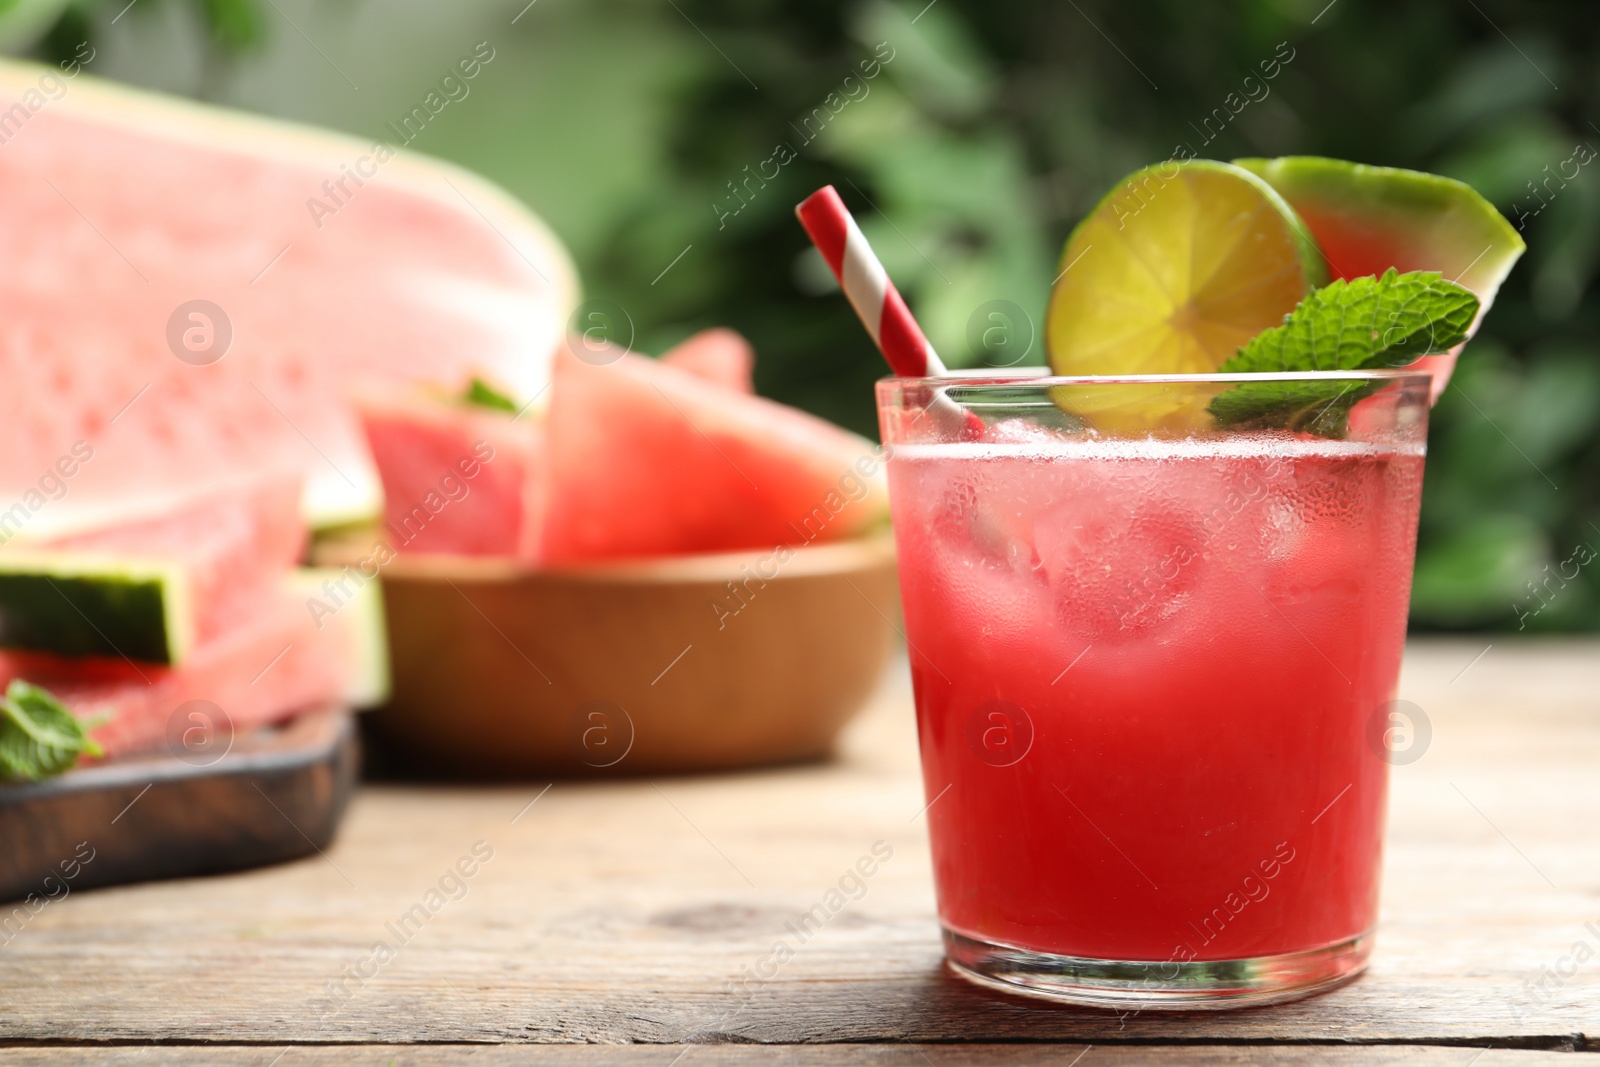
462 377 518 414
1208 268 1479 431
1220 268 1479 373
0 680 100 781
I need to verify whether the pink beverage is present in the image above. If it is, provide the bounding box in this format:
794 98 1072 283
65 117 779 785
878 372 1432 1008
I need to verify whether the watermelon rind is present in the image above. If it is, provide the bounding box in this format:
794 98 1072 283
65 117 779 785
0 553 193 666
289 567 390 709
1232 156 1525 310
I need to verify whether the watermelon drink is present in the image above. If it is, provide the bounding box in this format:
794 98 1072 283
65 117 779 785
800 155 1520 1007
877 371 1432 1007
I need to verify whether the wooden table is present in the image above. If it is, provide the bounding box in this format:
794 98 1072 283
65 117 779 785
2 639 1596 1064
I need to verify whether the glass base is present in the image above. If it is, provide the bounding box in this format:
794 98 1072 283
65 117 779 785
944 927 1371 1011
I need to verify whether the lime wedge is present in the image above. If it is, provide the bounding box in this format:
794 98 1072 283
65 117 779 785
1045 160 1324 432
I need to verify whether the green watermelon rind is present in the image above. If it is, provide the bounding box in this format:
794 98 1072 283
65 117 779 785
289 567 391 709
1232 156 1525 305
0 553 193 665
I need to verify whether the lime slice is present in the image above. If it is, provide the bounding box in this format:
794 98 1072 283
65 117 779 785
1045 160 1324 432
1233 156 1524 396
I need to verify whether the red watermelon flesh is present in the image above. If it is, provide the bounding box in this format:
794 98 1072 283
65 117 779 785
0 60 576 534
542 341 888 563
356 388 542 557
0 587 352 759
33 470 306 643
661 329 755 393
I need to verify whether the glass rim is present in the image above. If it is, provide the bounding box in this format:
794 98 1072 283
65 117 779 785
878 367 1436 389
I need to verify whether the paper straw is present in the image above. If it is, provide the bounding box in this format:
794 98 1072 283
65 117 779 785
795 186 948 377
796 186 982 437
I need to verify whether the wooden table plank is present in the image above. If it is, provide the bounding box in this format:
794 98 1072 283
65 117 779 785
0 639 1596 1050
0 1045 1588 1066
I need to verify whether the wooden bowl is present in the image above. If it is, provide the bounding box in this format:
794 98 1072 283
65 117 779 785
319 535 899 776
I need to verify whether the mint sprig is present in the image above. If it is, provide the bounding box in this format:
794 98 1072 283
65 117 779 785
1208 268 1479 433
0 680 100 781
462 377 518 414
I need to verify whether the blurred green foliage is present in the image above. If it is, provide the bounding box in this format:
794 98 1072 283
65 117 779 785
11 0 1600 631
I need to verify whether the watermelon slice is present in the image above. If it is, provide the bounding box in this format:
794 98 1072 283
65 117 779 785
0 59 577 534
356 329 880 563
356 387 543 558
0 471 304 665
0 570 385 760
543 342 888 563
661 329 756 393
1233 157 1524 397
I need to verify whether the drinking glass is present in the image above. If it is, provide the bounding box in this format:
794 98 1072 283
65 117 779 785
877 370 1431 1008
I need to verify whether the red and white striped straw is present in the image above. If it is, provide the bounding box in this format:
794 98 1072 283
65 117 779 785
795 186 949 378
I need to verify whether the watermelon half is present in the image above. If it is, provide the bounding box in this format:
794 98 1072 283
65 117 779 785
0 59 577 534
1234 156 1525 397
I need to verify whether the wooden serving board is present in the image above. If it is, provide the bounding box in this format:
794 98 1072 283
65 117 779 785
0 708 356 902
